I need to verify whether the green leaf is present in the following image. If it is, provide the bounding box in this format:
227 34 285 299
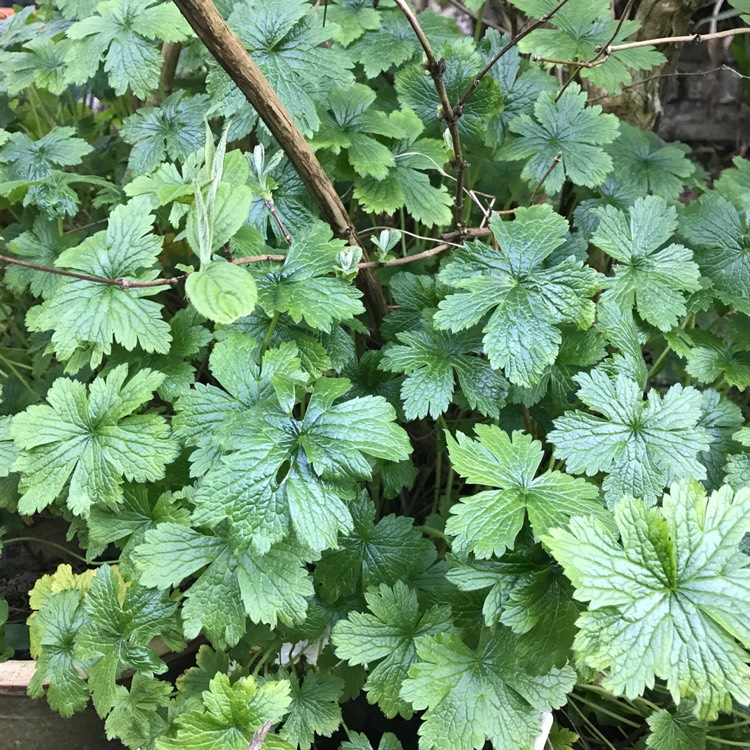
446 548 579 673
696 390 745 492
349 10 462 78
0 37 71 95
4 216 75 299
87 486 191 575
715 155 750 211
353 109 453 228
592 196 701 331
105 673 172 748
646 704 707 749
478 31 557 148
156 673 291 750
315 492 436 602
545 481 750 720
512 0 664 92
434 205 600 386
252 222 364 331
445 425 605 556
173 334 307 477
11 365 179 516
549 368 710 504
400 629 575 750
186 261 258 326
332 581 454 719
311 84 406 179
279 672 343 750
498 83 619 194
27 198 172 370
606 123 695 199
0 126 91 180
27 588 90 716
683 330 750 391
65 0 190 98
340 732 404 750
75 564 181 716
121 93 210 174
397 39 503 146
190 379 410 556
210 0 353 138
680 193 750 313
0 597 12 663
133 523 314 647
325 0 385 46
380 322 508 420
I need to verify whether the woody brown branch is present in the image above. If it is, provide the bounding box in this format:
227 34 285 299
170 0 389 327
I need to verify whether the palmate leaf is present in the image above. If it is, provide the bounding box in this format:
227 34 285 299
511 0 664 93
311 84 407 180
498 83 619 194
4 216 76 299
325 0 388 46
332 581 454 719
434 205 600 386
173 335 307 477
27 198 173 370
314 492 436 602
478 30 557 148
380 321 508 420
190 378 411 556
65 0 190 99
592 196 701 331
545 481 750 720
396 38 503 146
279 672 344 750
74 565 182 717
353 109 452 227
133 522 314 648
157 673 291 750
645 703 707 749
0 126 91 181
549 368 710 504
11 365 178 517
349 10 462 78
446 548 579 673
680 193 750 314
251 222 364 332
341 732 404 750
607 123 696 200
121 92 210 175
400 629 575 750
208 0 353 139
445 425 605 557
105 673 172 749
0 37 71 95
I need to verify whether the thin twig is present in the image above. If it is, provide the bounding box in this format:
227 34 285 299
604 25 750 53
264 198 292 244
529 154 562 202
393 0 467 229
587 63 750 102
248 721 273 750
444 0 509 33
555 0 635 102
531 54 608 68
454 0 571 113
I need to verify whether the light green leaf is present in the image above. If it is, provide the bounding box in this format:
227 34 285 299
280 672 343 750
186 261 258 326
400 629 575 750
11 365 178 516
332 581 454 718
545 481 750 720
446 425 604 556
435 205 600 386
549 369 710 504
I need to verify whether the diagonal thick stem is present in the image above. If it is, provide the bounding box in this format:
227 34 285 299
171 0 388 327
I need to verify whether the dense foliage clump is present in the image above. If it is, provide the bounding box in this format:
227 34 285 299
2 1 750 748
